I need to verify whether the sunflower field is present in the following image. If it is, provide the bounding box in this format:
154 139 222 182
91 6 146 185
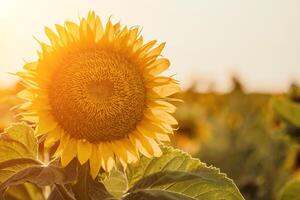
0 10 299 200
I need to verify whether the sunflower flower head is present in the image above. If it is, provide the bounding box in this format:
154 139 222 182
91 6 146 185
17 11 180 178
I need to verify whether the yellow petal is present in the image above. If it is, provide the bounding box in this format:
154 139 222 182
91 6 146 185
127 27 139 47
156 122 174 134
45 27 61 48
21 115 39 123
61 138 77 166
17 90 35 101
121 139 139 163
53 134 69 158
87 11 96 31
90 145 102 179
100 143 115 172
16 72 36 83
44 126 62 148
77 140 92 164
79 18 94 44
103 20 114 43
149 83 181 98
146 42 165 58
144 109 178 125
137 40 157 57
137 120 170 142
145 58 170 77
154 132 170 142
146 76 177 87
147 137 162 157
147 100 176 113
114 22 121 33
133 36 143 52
29 96 51 111
35 112 58 136
116 139 138 163
95 16 104 41
55 24 70 45
24 62 38 71
135 132 162 157
110 141 128 168
41 44 53 55
129 132 153 158
129 133 152 158
65 21 80 41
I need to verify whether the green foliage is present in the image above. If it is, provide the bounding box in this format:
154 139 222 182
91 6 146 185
272 94 300 200
176 90 290 199
278 179 300 200
0 161 78 199
102 146 244 200
0 123 40 183
0 123 78 200
272 98 300 128
4 183 44 200
102 168 128 198
0 123 37 162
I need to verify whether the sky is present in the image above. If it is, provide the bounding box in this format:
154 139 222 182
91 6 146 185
0 0 299 92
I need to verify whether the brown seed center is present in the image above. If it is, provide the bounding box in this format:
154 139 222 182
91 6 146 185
47 49 146 142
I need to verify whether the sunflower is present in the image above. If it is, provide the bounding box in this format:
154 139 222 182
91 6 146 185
17 11 180 178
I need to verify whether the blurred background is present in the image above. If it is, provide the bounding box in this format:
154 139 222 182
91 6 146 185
1 0 300 199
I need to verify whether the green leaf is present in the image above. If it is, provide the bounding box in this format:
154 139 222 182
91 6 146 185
102 169 128 198
278 179 300 200
4 183 45 200
4 123 38 157
272 98 300 128
0 160 78 198
0 158 42 184
0 123 37 162
124 145 244 200
0 123 39 183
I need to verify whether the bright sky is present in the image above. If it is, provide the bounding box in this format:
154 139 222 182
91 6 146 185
0 0 299 92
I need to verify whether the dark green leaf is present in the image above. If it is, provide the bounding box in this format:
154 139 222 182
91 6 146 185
0 160 78 198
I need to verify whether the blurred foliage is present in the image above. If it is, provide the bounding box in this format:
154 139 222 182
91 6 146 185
172 79 299 200
278 179 300 200
272 83 300 199
0 84 22 132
